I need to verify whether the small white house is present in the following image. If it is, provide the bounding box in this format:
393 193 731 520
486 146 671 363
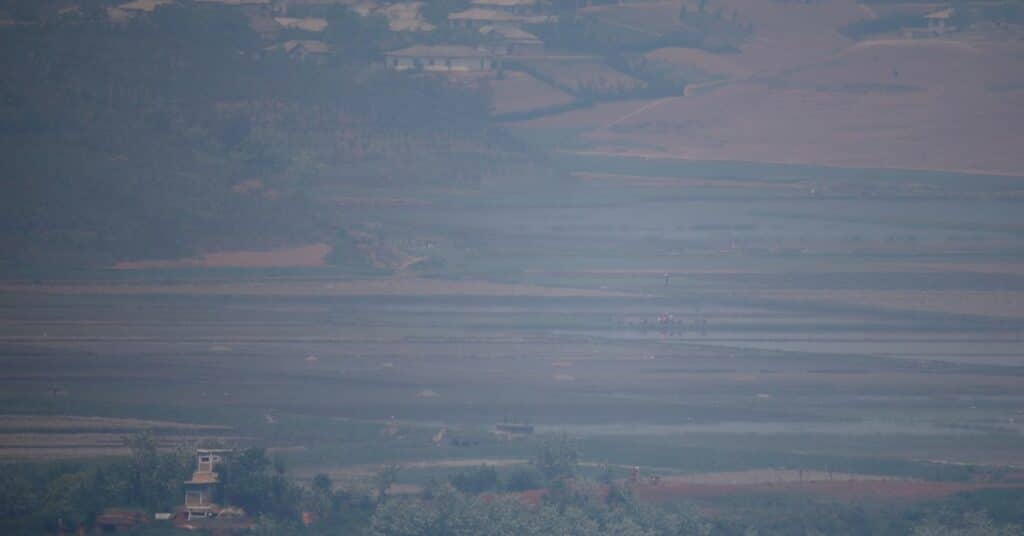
448 8 524 29
470 0 540 15
117 0 175 12
385 45 498 72
273 17 328 33
925 8 954 34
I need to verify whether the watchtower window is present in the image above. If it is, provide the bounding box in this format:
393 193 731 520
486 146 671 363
185 490 207 506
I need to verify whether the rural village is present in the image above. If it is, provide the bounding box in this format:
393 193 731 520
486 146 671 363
44 0 1002 125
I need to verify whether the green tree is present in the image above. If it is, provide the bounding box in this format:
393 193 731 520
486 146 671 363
222 448 302 519
533 434 579 482
122 431 191 511
375 464 401 504
504 467 543 492
43 471 100 529
912 512 1024 536
449 464 500 494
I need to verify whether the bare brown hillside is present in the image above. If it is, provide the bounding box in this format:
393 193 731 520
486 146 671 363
517 0 1024 174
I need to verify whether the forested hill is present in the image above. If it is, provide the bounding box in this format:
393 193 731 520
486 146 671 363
0 3 504 269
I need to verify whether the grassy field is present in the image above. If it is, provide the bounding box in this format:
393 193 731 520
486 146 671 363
490 71 575 117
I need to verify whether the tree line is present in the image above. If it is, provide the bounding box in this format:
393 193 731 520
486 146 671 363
2 432 1024 535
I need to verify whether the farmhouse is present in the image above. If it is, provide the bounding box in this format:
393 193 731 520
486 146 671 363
265 40 330 63
107 0 173 22
471 0 540 15
273 16 328 32
385 45 498 72
924 8 954 34
449 7 524 29
350 0 380 17
379 2 435 32
275 0 354 13
116 0 175 12
194 0 270 5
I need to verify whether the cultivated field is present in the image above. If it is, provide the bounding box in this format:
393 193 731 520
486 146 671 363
3 147 1024 510
489 71 575 117
523 58 647 96
5 2 1024 509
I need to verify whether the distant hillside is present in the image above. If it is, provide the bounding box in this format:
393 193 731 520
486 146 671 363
510 0 1024 175
0 4 508 269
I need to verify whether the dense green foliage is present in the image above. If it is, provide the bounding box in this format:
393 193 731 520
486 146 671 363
0 432 189 534
369 482 712 536
4 433 1024 535
221 448 303 521
0 434 309 535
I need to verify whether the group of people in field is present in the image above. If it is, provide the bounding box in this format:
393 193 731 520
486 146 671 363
626 313 708 336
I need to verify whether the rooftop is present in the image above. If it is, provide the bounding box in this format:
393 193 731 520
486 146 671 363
117 0 174 12
471 0 538 6
248 14 281 34
449 8 524 22
380 2 435 32
186 471 220 485
925 8 954 20
481 24 541 42
194 0 270 5
274 17 328 32
386 45 491 58
350 0 380 17
266 40 330 54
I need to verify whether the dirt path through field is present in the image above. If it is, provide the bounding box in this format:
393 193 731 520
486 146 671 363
603 97 681 130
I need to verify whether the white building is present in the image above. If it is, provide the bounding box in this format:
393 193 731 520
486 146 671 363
925 8 955 34
107 0 174 23
273 16 328 32
470 0 540 15
384 45 498 72
449 7 524 29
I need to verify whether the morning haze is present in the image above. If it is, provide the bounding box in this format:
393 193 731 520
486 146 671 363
1 0 1024 533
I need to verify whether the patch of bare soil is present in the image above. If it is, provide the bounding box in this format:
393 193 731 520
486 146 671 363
114 243 330 269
